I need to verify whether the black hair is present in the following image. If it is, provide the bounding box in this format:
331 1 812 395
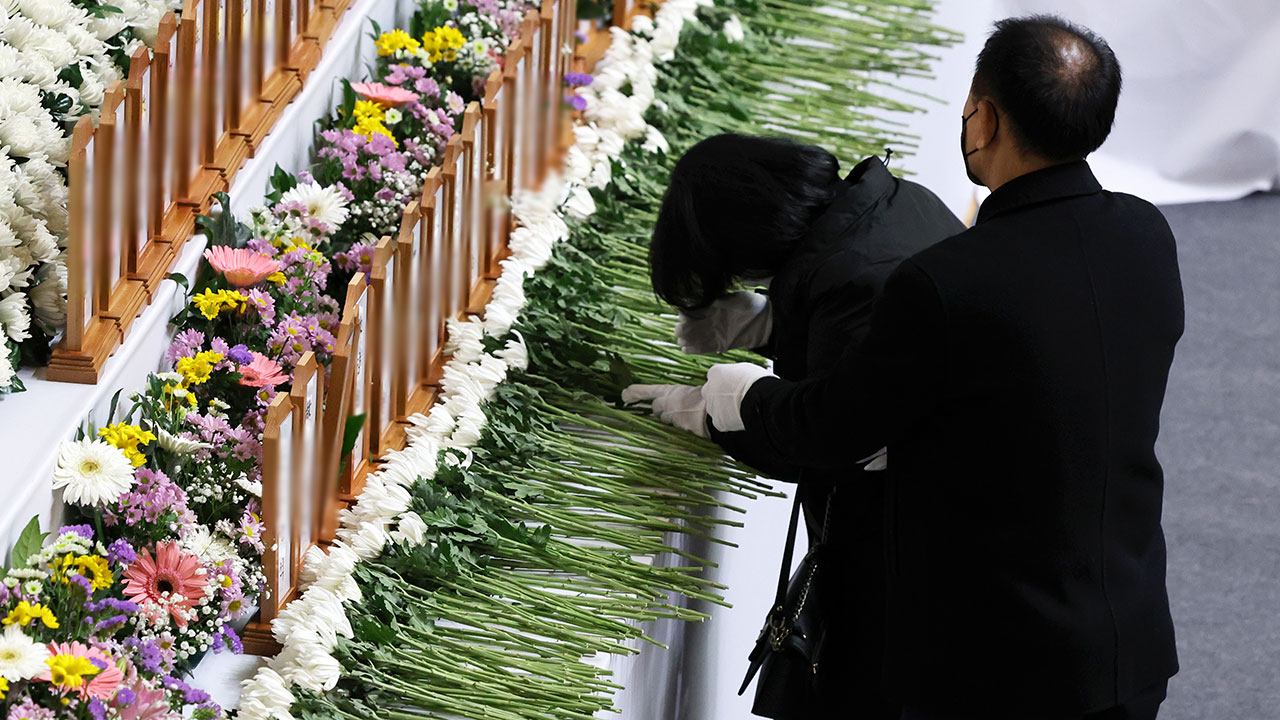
649 134 841 310
973 15 1122 162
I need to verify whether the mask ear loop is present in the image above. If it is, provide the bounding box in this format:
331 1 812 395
963 101 1000 158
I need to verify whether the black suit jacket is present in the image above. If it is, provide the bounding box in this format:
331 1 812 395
739 161 1183 717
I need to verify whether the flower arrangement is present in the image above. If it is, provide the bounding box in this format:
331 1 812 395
0 0 177 392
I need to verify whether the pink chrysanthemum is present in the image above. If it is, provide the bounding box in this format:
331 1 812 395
38 641 123 700
203 247 280 287
237 352 289 388
122 543 208 629
351 81 418 107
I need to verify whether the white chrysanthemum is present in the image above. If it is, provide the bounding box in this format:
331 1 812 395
14 0 87 32
155 426 212 455
280 182 350 229
29 260 66 331
181 524 238 566
0 292 30 342
723 15 745 43
0 624 50 681
51 438 135 507
641 125 670 154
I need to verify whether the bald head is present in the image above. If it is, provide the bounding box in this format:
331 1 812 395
972 15 1122 161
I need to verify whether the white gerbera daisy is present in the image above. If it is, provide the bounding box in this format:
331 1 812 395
279 182 349 229
155 426 212 455
51 438 135 506
0 624 50 681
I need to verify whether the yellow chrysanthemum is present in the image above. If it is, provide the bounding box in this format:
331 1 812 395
97 422 156 467
352 116 398 146
422 26 466 62
0 677 7 698
353 100 385 123
59 554 113 592
191 288 247 321
375 29 420 57
3 601 59 629
45 654 99 689
267 272 286 286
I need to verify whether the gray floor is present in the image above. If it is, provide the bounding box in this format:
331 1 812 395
1156 192 1280 720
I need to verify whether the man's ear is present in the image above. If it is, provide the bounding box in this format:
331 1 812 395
974 100 1000 150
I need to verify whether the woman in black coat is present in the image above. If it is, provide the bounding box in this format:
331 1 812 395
624 133 964 718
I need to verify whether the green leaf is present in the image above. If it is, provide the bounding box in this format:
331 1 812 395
195 192 250 249
107 388 123 425
167 272 190 292
9 516 46 570
336 413 366 477
265 165 298 205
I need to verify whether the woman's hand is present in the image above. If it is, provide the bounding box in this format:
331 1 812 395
675 291 772 354
621 384 710 438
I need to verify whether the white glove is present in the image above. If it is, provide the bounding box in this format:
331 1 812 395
675 292 772 355
621 384 710 438
702 363 774 433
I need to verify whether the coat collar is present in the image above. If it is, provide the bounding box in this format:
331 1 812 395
976 160 1103 225
803 156 896 247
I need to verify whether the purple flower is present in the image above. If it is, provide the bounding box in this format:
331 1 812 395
375 188 395 202
415 77 440 98
87 699 106 720
564 72 594 86
68 572 93 597
106 538 136 566
116 688 137 707
445 91 465 115
245 288 277 325
568 94 588 111
222 624 244 654
575 30 588 43
60 524 94 541
165 328 205 364
227 340 254 363
7 701 55 720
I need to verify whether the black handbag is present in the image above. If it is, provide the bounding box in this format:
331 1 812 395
738 487 834 718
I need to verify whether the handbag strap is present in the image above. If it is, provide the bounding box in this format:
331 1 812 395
772 492 804 608
771 486 836 608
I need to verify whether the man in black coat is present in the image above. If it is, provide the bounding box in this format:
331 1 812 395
702 16 1183 720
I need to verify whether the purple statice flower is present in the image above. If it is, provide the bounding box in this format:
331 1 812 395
415 77 440 98
568 94 588 111
445 91 465 115
222 624 244 654
564 72 594 86
163 675 213 705
227 343 254 366
60 524 94 541
93 614 129 633
136 637 173 674
86 597 140 615
87 699 106 720
116 688 137 707
245 288 277 325
575 29 588 43
165 328 205 364
106 538 136 567
67 573 93 597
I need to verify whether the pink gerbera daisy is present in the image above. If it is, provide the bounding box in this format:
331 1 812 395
122 543 208 629
38 641 123 700
351 81 418 107
237 352 289 387
203 247 280 287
